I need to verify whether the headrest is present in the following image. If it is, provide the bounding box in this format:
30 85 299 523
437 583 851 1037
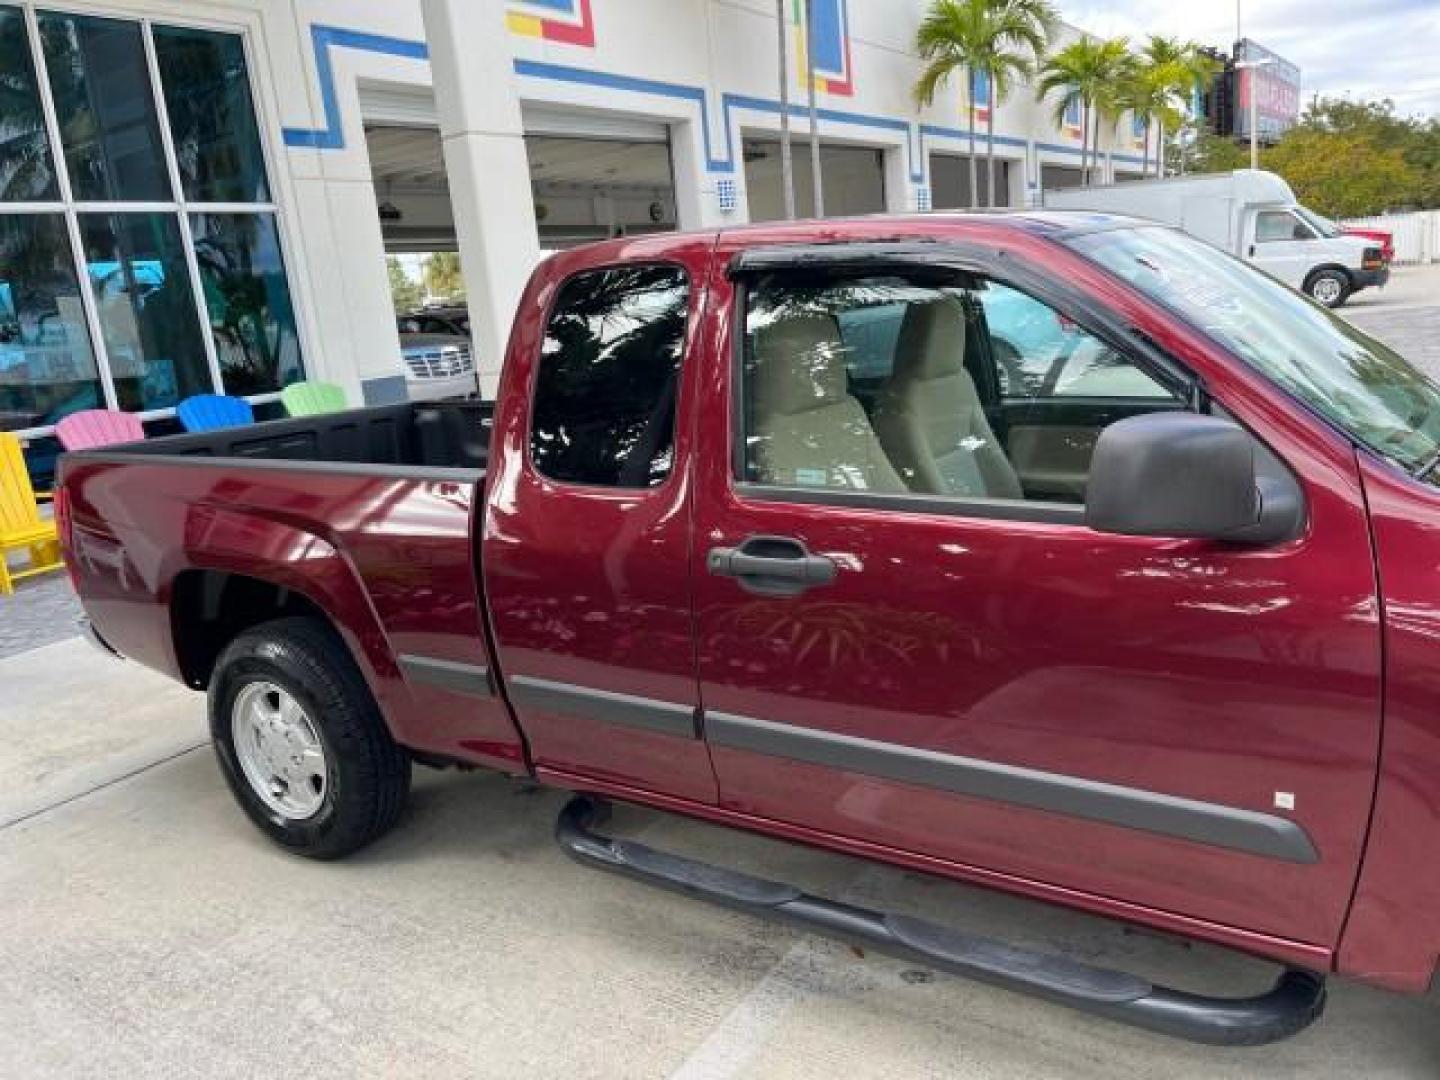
893 298 967 382
752 312 849 416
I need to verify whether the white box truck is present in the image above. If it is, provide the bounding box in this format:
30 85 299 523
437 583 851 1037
1043 170 1389 308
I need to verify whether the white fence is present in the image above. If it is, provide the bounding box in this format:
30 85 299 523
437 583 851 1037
1341 211 1440 264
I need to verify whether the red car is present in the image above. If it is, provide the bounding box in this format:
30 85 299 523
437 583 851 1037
59 213 1440 1047
1342 227 1396 264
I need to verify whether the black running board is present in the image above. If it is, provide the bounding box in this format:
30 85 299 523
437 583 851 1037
555 797 1325 1046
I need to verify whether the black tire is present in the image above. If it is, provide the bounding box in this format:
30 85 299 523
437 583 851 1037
209 616 410 859
1306 269 1351 309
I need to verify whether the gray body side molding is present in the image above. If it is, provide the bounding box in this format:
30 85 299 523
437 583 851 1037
397 654 494 697
509 675 700 739
706 712 1319 864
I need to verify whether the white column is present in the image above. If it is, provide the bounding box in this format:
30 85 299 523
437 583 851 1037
421 0 541 398
671 117 733 228
882 144 912 212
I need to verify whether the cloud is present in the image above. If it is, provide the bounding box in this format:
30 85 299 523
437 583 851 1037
1061 0 1440 118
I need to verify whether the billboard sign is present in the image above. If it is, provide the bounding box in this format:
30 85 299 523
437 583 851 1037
1234 39 1301 143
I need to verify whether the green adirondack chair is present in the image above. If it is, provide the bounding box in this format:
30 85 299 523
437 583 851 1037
280 380 349 417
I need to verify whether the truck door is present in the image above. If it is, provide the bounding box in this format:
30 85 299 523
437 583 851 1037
690 240 1380 949
482 238 717 803
1248 209 1316 288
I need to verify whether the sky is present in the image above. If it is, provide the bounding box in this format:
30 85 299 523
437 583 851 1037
1062 0 1440 119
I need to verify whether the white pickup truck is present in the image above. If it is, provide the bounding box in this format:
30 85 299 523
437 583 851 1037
1044 170 1389 308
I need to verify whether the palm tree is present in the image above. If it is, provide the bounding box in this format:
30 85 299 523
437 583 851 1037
914 0 1056 209
803 0 824 216
776 0 795 218
1139 36 1220 178
1036 35 1132 186
1116 56 1177 177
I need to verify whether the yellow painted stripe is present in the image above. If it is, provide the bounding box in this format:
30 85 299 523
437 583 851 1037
507 12 543 36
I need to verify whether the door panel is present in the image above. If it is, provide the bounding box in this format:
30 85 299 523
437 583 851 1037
692 250 1381 947
483 239 716 802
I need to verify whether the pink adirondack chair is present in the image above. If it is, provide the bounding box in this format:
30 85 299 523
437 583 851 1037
55 409 146 451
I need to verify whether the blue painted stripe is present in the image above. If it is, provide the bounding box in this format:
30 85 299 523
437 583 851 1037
920 122 1028 151
808 0 846 74
281 22 1146 177
723 93 923 182
283 26 429 150
512 59 731 171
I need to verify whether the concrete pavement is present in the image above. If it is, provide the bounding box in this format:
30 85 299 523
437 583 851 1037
1344 264 1440 378
4 639 1440 1079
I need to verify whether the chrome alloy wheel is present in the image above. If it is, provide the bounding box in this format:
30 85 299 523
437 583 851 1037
231 681 328 820
1311 276 1344 306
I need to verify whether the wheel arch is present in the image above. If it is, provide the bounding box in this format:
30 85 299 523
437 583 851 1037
1302 264 1354 292
165 543 402 736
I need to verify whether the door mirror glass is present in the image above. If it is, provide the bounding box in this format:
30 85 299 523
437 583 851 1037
1085 413 1299 544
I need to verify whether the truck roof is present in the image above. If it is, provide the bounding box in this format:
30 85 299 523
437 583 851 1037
713 209 1143 243
541 211 1145 271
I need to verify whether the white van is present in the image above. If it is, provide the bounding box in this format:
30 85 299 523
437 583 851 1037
1043 170 1388 308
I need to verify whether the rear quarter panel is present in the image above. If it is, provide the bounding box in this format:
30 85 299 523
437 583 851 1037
61 456 526 771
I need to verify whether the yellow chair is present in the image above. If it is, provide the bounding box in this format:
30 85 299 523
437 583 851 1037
0 432 62 596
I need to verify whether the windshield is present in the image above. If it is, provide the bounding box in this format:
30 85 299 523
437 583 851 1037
1066 225 1440 474
1295 206 1342 238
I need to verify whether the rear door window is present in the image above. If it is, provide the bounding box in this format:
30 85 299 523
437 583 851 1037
531 264 689 488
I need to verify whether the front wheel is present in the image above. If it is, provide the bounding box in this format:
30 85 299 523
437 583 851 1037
1307 269 1351 309
209 616 410 859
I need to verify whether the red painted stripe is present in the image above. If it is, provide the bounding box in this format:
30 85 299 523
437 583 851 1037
540 0 595 46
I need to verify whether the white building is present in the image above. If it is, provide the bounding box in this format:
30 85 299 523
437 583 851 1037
0 0 1154 472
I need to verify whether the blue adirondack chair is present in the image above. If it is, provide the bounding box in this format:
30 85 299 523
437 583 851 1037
176 394 254 433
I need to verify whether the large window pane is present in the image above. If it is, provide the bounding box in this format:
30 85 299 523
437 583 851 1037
79 212 209 411
0 7 58 201
154 27 269 204
0 214 101 430
190 213 301 395
39 12 170 202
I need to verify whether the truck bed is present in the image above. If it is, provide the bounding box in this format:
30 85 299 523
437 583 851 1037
58 397 522 771
79 400 492 478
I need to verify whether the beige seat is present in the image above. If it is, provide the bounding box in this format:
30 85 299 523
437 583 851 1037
872 298 1024 499
751 313 907 493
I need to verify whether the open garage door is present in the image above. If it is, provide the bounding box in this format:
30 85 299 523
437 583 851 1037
527 135 676 247
744 139 886 221
363 124 678 253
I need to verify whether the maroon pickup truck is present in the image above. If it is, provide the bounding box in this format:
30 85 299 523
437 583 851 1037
58 213 1440 1046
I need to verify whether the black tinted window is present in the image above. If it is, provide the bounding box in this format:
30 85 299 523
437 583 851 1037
531 265 688 487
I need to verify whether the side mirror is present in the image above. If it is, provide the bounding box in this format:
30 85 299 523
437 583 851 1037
1084 412 1302 545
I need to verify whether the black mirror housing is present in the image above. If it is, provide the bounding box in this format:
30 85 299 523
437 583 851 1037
1085 413 1291 543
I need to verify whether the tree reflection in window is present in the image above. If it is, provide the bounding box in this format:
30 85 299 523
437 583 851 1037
190 212 302 396
531 264 689 488
0 6 58 201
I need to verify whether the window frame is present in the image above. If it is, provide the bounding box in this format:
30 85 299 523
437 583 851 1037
1 2 300 439
525 257 693 493
728 243 1198 526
